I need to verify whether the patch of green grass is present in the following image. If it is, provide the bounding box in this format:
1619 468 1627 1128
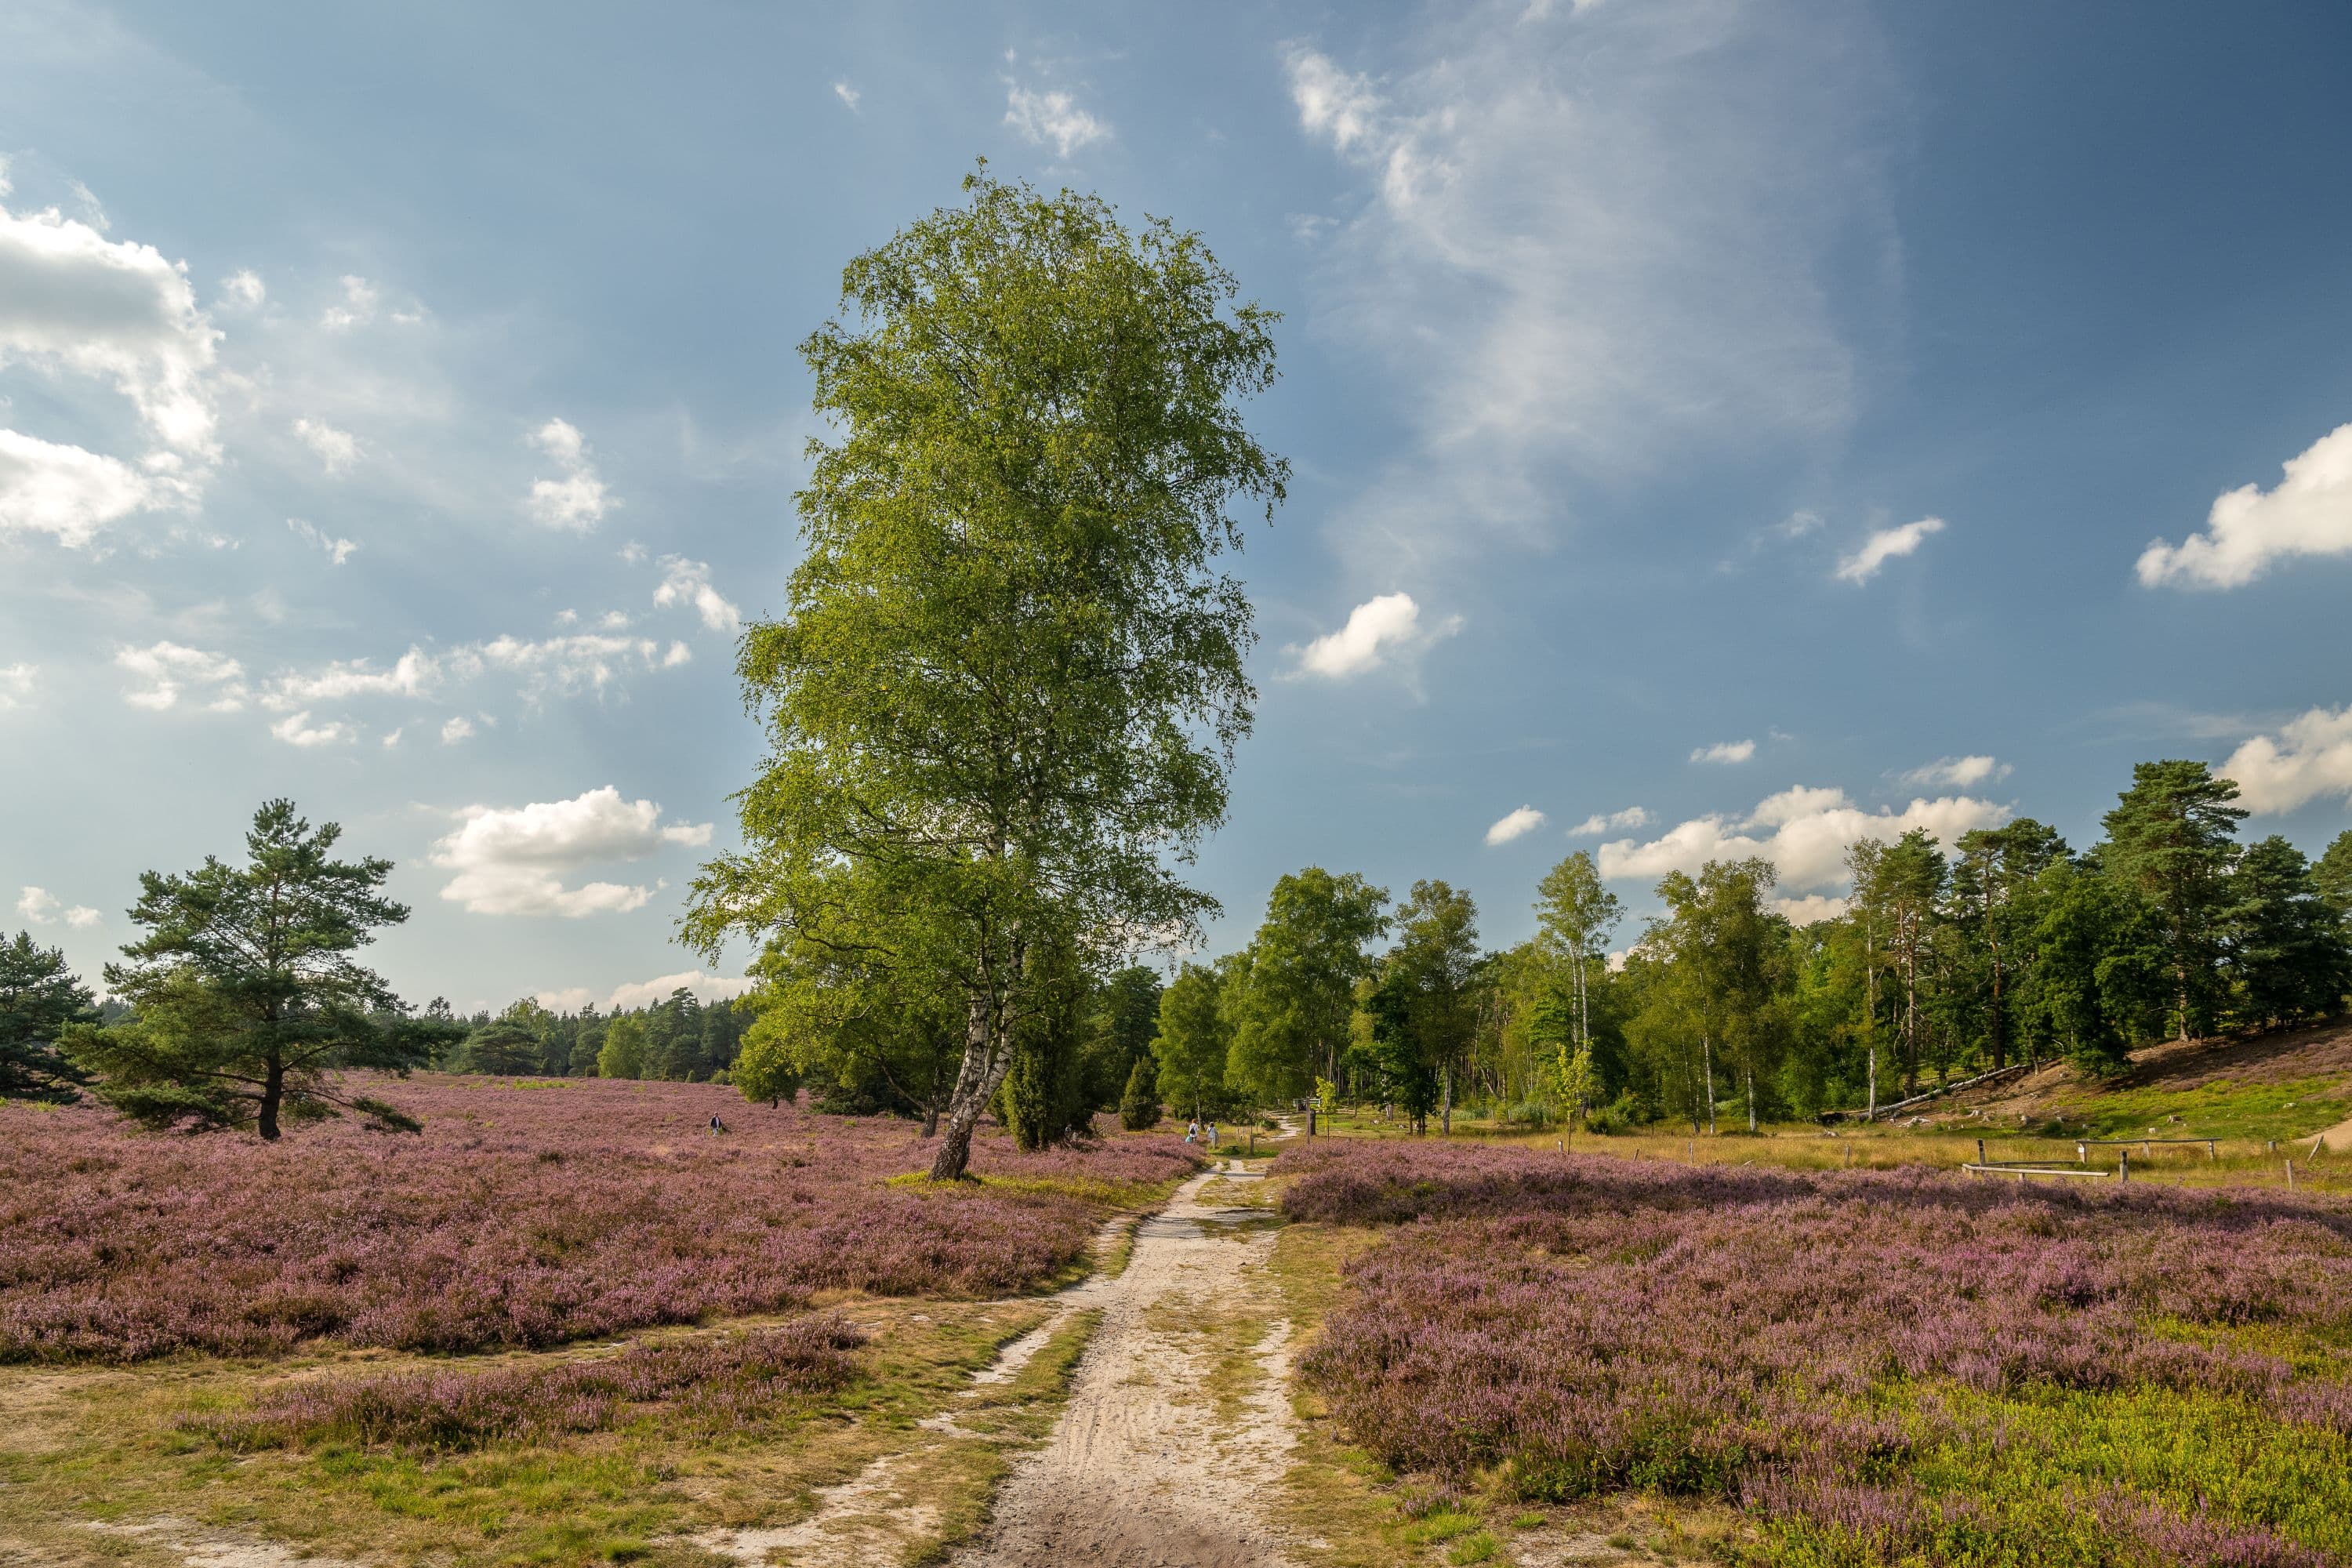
1446 1527 1501 1562
1399 1507 1480 1547
2031 1073 2350 1142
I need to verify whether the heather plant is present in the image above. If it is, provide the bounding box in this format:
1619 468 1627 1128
1 1074 1199 1362
1280 1140 2352 1565
193 1314 866 1451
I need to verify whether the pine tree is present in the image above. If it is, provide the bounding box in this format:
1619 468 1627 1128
2229 837 2352 1027
63 800 426 1138
2100 760 2246 1040
1119 1054 1161 1130
0 931 97 1103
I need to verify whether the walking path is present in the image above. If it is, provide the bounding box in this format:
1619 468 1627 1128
949 1161 1298 1568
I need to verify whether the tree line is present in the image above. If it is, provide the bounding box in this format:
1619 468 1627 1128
1145 760 2352 1136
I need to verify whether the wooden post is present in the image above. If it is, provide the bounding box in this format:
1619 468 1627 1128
2208 1139 2217 1161
1976 1138 1986 1166
2077 1141 2087 1163
2118 1149 2129 1184
2288 1160 2296 1192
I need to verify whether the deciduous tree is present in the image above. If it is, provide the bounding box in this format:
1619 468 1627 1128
684 166 1285 1180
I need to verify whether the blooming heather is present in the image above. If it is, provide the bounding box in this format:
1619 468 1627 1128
1 1075 1198 1362
1279 1140 2352 1565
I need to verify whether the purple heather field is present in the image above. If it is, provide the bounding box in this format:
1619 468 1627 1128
0 1074 1198 1363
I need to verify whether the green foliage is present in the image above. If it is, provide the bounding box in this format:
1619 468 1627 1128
2024 863 2167 1075
2316 828 2352 924
999 939 1091 1150
0 930 96 1103
1224 868 1389 1103
1082 964 1163 1112
596 1014 646 1080
2100 759 2247 1039
684 164 1286 1180
62 800 424 1139
1356 967 1439 1127
2229 835 2352 1026
463 1018 543 1076
1118 1054 1161 1130
1152 961 1235 1122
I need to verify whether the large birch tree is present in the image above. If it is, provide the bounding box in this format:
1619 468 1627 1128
684 168 1284 1180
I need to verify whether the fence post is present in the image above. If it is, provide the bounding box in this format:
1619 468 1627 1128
2119 1149 2129 1184
1976 1138 1986 1166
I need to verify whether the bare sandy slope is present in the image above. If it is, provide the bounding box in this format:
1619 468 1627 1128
947 1163 1299 1568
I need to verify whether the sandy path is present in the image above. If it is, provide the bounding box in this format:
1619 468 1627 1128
947 1160 1300 1568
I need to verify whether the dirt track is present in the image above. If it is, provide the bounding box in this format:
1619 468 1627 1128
948 1161 1299 1568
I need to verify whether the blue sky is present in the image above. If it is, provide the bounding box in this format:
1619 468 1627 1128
5 0 2350 1012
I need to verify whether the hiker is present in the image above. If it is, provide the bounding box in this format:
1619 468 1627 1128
1186 1117 1200 1144
709 1113 727 1136
1207 1119 1218 1146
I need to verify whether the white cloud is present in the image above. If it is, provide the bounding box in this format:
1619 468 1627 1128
2136 423 2352 590
215 270 265 312
0 662 34 709
654 556 741 632
381 727 404 749
1292 591 1461 677
269 710 353 747
833 81 860 111
264 646 437 709
115 641 245 711
1773 894 1848 926
1690 739 1755 765
475 632 689 698
525 416 609 529
604 969 757 1013
292 416 359 475
1485 805 1547 844
2219 702 2352 815
0 183 219 543
286 516 358 564
0 418 172 547
1598 784 2009 893
430 786 713 918
320 274 378 331
1568 805 1649 836
441 715 475 745
1280 6 1893 574
15 886 98 928
1004 85 1109 156
1835 517 1944 583
1899 754 2009 789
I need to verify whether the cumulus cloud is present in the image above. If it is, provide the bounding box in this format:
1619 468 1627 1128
1568 806 1650 837
1690 739 1755 765
269 710 353 747
286 517 358 565
604 970 757 1013
320 274 378 331
215 270 265 312
1773 894 1849 926
1004 85 1109 156
1292 592 1461 677
1899 754 2009 789
2219 702 2352 815
0 430 166 546
525 416 609 529
431 786 713 918
833 81 860 110
292 416 359 475
1598 784 2009 893
1485 805 1547 844
0 662 34 709
1280 5 1893 574
262 632 684 717
15 886 97 927
655 556 741 632
440 715 475 745
2136 423 2352 590
1835 517 1944 583
115 641 245 711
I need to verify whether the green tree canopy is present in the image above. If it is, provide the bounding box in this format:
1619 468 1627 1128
62 800 423 1138
596 1014 646 1080
1152 960 1232 1124
464 1018 543 1076
2100 760 2246 1040
684 165 1285 1180
1225 867 1389 1104
0 931 98 1104
2229 836 2352 1027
